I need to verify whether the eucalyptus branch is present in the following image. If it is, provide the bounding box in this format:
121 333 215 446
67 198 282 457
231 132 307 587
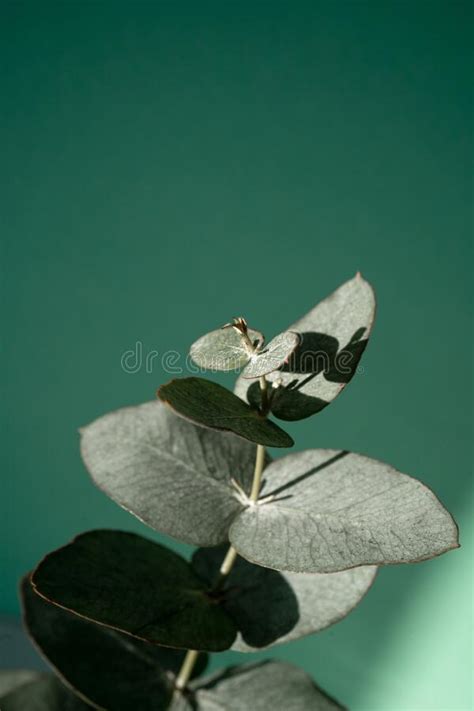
14 276 458 711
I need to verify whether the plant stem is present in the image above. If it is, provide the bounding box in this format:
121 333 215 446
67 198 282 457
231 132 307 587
174 376 269 691
174 649 199 691
218 544 239 576
259 375 269 413
249 444 266 502
210 544 238 593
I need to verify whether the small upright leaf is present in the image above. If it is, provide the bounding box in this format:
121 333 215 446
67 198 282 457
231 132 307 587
235 274 376 420
192 545 376 651
229 449 459 573
192 661 345 711
21 576 207 711
32 530 236 652
190 325 263 371
158 378 293 447
242 331 299 379
0 674 92 711
81 401 260 546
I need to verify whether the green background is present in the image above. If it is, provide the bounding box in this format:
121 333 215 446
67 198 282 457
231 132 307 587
1 1 472 709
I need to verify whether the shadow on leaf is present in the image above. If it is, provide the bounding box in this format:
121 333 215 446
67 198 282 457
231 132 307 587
192 546 300 648
261 451 350 499
241 328 368 421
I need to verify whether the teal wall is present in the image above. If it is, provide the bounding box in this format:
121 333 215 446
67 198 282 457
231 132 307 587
2 2 471 709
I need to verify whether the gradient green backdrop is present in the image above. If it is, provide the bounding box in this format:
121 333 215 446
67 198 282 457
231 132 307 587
1 2 472 709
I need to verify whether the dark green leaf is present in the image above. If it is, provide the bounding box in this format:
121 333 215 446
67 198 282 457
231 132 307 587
192 661 345 710
31 530 236 652
235 274 376 420
190 326 263 371
81 401 263 546
21 576 208 710
192 545 376 651
229 450 459 573
0 674 93 711
241 332 299 379
158 378 293 448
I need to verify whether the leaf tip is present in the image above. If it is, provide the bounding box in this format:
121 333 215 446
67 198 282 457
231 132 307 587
156 382 170 402
354 270 370 286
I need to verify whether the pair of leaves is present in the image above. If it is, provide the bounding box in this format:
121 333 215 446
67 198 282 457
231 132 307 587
31 530 376 653
158 276 376 446
81 401 459 574
0 662 344 711
190 324 299 380
234 274 376 421
14 581 346 707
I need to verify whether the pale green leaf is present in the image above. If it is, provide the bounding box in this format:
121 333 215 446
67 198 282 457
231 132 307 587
31 530 236 652
241 331 299 379
0 675 92 711
21 576 208 710
81 401 261 546
235 274 375 420
169 695 194 711
0 671 43 699
1 664 343 711
192 545 376 651
229 450 459 573
190 326 263 371
158 378 293 447
192 661 345 711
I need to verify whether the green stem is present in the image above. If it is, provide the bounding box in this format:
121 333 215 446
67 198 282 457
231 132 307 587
259 375 269 413
174 376 269 691
218 544 239 577
249 444 266 502
174 649 199 691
